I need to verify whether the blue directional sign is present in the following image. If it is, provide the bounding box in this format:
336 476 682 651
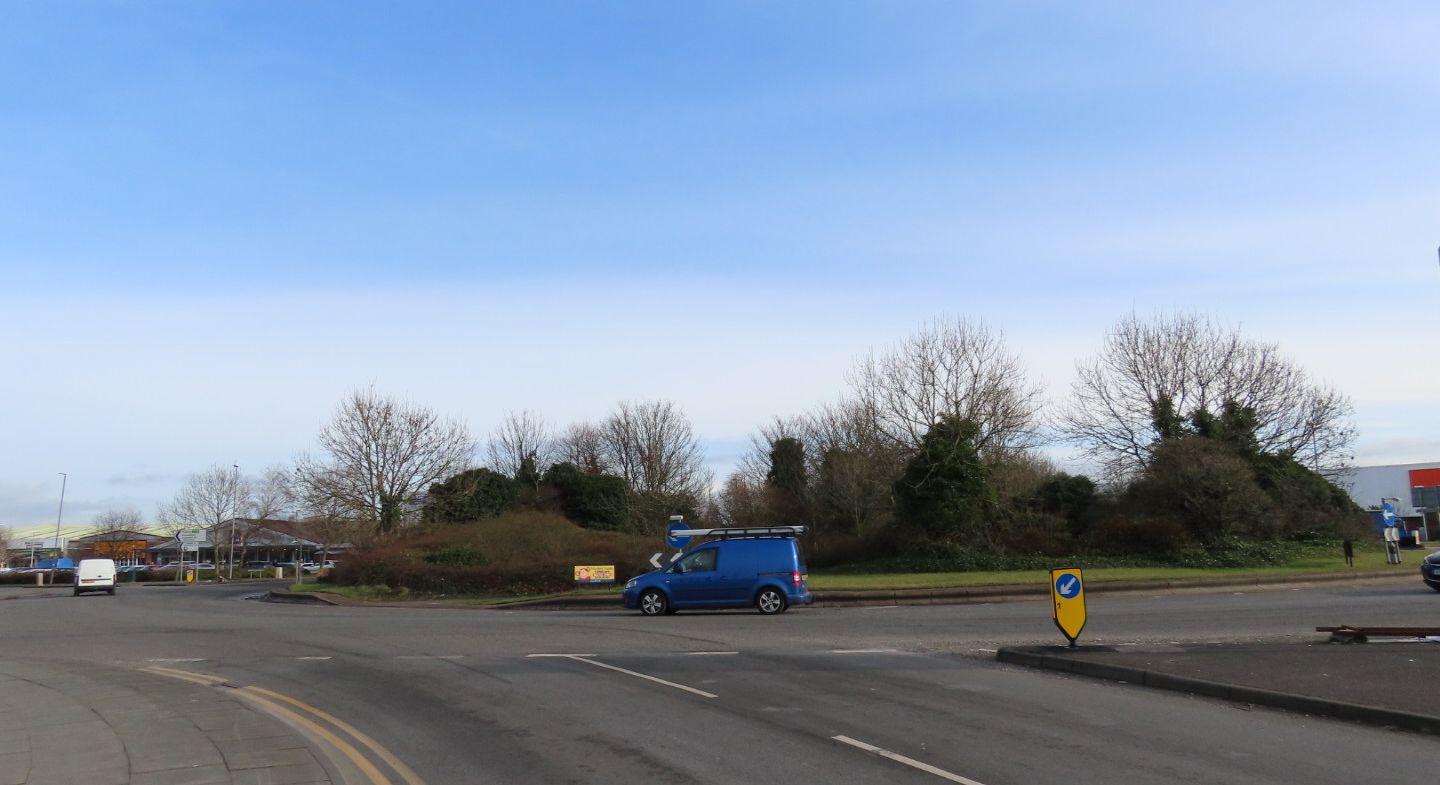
665 521 692 550
1050 567 1087 646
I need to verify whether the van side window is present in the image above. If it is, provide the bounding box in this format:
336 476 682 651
675 549 718 574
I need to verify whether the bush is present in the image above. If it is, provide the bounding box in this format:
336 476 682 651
0 570 74 585
333 511 657 595
541 463 635 531
1085 516 1193 556
422 468 519 524
424 547 488 567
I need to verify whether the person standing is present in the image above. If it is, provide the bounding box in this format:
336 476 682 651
1342 538 1354 567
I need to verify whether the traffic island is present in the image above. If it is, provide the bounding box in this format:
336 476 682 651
996 641 1440 735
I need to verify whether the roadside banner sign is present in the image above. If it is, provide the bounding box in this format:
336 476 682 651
573 565 616 584
665 518 691 549
1050 568 1087 647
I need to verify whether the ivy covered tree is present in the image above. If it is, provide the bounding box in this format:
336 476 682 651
892 415 990 543
422 469 518 524
766 437 809 524
541 462 633 532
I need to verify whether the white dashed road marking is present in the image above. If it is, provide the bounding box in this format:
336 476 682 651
833 735 987 784
529 654 718 698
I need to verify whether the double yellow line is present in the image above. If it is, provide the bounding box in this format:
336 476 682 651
142 665 425 785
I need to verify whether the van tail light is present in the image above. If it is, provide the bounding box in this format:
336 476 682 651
792 571 804 585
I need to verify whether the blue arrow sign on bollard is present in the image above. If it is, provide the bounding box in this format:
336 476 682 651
665 521 691 550
1055 573 1081 599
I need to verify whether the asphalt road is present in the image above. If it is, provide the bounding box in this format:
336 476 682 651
3 577 1435 784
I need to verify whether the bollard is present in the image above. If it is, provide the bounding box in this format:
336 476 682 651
36 572 43 586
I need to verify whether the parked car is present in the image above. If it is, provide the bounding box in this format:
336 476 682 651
623 528 811 616
302 560 337 574
73 558 117 596
244 561 272 571
1422 551 1440 592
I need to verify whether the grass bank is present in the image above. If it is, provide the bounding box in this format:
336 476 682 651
807 547 1410 591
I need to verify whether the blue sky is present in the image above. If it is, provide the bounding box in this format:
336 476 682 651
3 1 1438 524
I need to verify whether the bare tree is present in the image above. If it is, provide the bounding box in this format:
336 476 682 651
92 508 144 535
157 464 252 567
735 400 904 536
250 465 296 521
800 399 903 536
294 489 364 574
295 387 475 534
600 400 712 499
1062 312 1356 480
556 421 610 474
486 410 554 480
715 474 771 527
849 317 1044 459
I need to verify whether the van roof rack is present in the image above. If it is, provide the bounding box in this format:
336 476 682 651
671 526 805 539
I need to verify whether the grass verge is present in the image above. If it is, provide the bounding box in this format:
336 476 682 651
807 548 1410 591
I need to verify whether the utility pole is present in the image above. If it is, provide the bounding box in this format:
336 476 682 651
51 473 67 585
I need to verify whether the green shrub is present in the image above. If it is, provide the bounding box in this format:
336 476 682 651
424 547 488 567
332 510 656 595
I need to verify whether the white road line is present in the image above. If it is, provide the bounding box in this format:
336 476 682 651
685 651 739 656
146 658 205 662
297 656 333 661
830 649 898 654
395 655 464 660
832 735 987 785
553 656 718 699
526 653 597 658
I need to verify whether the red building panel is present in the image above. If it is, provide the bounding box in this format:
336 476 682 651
1409 468 1440 488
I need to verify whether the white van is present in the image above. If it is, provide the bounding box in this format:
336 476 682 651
74 558 117 596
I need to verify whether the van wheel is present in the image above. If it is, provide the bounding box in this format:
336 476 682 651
639 589 668 616
756 588 787 615
72 588 81 597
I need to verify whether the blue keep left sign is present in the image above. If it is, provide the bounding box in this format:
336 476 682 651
666 521 691 549
1055 573 1082 599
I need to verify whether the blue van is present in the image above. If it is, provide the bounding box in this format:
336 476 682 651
623 528 812 615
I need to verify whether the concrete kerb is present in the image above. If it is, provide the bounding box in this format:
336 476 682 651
265 569 1408 610
995 646 1440 736
266 589 349 606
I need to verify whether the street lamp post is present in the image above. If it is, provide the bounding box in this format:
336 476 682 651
52 473 67 585
229 464 239 580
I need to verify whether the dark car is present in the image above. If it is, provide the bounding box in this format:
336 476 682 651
1422 551 1440 592
624 527 812 615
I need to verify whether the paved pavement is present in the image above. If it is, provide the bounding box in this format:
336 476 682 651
0 659 335 785
998 639 1440 733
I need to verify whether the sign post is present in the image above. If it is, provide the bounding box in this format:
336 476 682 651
176 529 203 584
1050 567 1087 648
